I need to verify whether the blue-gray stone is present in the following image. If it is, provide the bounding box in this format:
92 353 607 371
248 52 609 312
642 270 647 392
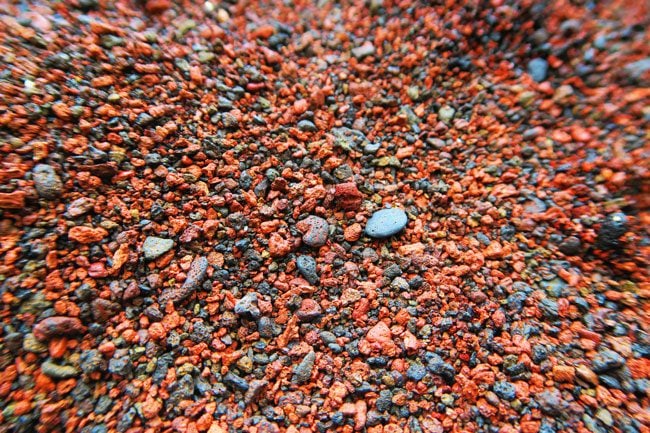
528 58 549 82
234 292 260 319
406 363 427 381
223 371 249 391
624 58 650 80
539 278 567 298
592 349 625 373
493 381 516 401
365 208 408 238
293 351 316 384
296 255 319 285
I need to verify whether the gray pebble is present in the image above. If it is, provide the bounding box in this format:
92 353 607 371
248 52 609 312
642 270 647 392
224 371 249 391
144 153 161 165
293 351 316 384
623 58 650 80
297 119 317 132
592 349 625 373
535 389 567 416
528 58 549 82
363 142 381 154
406 363 427 381
351 43 375 59
235 292 260 319
79 349 106 374
296 255 319 285
539 298 559 319
493 381 516 401
258 317 279 338
438 105 455 123
559 236 581 255
181 256 209 292
365 208 408 238
33 164 63 199
142 236 174 260
108 356 133 377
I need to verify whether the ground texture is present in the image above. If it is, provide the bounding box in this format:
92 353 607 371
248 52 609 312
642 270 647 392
0 0 649 433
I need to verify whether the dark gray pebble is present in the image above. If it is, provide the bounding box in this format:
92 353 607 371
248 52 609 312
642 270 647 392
296 255 319 285
223 371 249 391
293 351 316 384
592 349 625 373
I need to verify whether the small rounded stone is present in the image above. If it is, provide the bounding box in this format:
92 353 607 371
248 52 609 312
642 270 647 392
365 208 408 238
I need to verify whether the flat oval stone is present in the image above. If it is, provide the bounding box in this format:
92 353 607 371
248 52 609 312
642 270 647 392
365 208 408 238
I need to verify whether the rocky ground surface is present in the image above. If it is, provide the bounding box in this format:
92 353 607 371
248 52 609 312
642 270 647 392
0 0 648 432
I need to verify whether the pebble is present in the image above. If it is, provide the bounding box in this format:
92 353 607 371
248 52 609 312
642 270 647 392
0 3 646 432
33 164 63 199
293 351 316 384
234 292 261 320
365 208 408 238
296 255 319 285
493 381 516 401
334 182 364 210
296 298 322 322
552 365 575 383
390 277 409 291
351 43 375 59
33 316 86 341
296 215 329 247
244 379 268 404
23 334 47 353
532 345 549 364
528 58 549 82
535 389 567 415
595 408 614 427
558 236 581 255
406 363 427 381
438 105 455 123
258 317 279 338
363 142 381 154
142 236 174 260
540 278 567 298
223 371 249 391
539 298 559 319
592 349 625 373
108 356 133 377
383 263 402 279
79 349 106 374
576 365 599 385
67 197 95 217
425 353 456 384
159 256 208 303
596 212 627 250
68 226 108 244
623 57 650 80
41 361 79 379
297 119 317 132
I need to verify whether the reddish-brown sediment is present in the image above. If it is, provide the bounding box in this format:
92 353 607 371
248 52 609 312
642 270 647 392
0 1 648 432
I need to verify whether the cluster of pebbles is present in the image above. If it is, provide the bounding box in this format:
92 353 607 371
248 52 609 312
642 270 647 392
0 1 648 433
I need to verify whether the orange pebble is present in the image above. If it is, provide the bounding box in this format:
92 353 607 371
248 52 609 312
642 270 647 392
49 338 68 359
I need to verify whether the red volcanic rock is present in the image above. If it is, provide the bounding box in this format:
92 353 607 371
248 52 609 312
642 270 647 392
33 317 86 341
